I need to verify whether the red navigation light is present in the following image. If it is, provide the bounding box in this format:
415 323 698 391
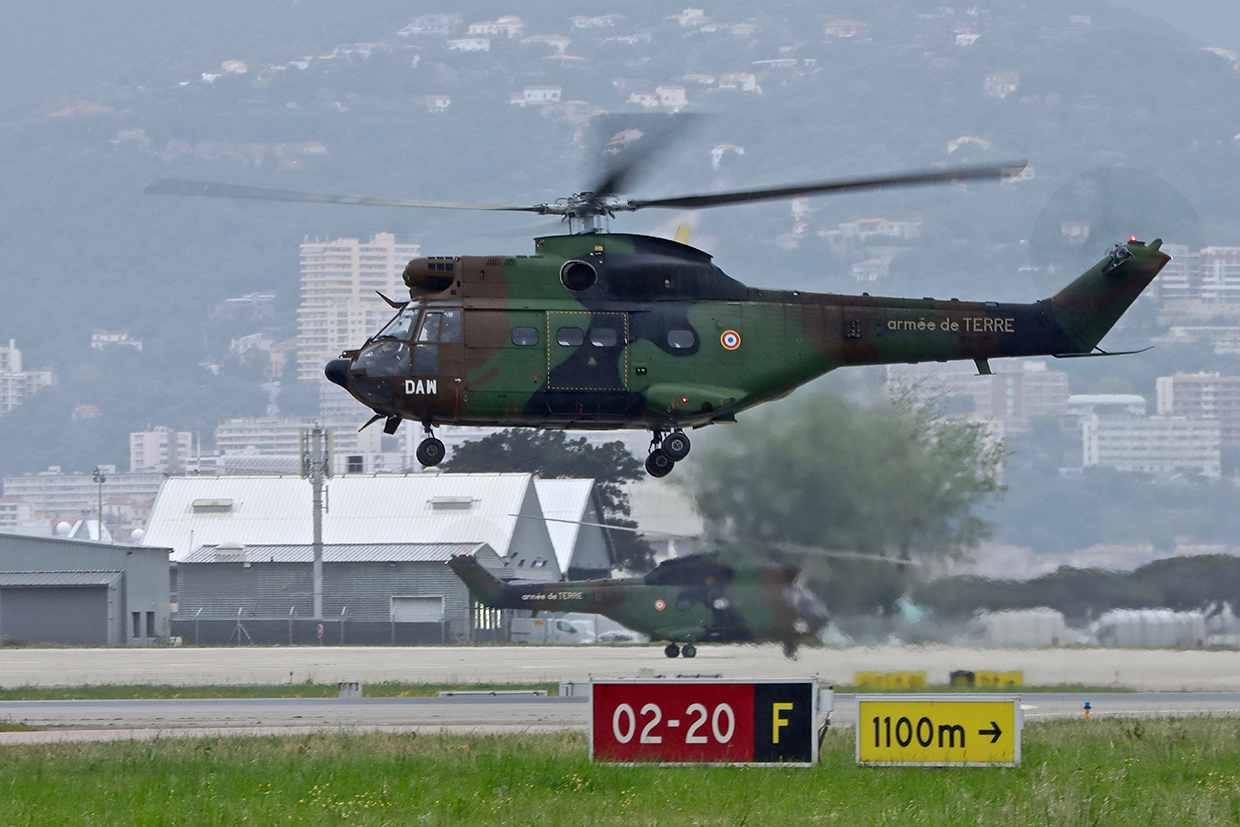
1130 236 1137 242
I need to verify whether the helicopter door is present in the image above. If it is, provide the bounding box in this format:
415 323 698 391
546 311 629 393
411 306 464 416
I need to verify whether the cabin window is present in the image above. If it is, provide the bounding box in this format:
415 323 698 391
560 260 597 291
590 327 618 347
511 327 539 347
667 329 696 349
557 327 585 347
413 344 438 376
439 310 462 342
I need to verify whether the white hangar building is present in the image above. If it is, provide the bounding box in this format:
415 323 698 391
142 473 612 644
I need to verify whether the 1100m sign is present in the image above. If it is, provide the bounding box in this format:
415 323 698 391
590 680 818 765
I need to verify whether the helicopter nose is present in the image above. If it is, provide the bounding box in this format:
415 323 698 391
324 358 350 389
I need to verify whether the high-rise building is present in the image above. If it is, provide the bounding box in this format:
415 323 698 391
296 233 420 381
0 339 54 416
130 427 193 472
1082 414 1221 478
1156 372 1240 445
886 359 1070 431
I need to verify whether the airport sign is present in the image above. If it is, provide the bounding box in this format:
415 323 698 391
856 694 1022 767
591 679 819 766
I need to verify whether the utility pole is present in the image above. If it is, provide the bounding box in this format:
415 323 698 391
301 425 331 622
310 425 324 621
92 466 106 542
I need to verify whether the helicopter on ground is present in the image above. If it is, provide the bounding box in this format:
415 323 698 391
448 550 829 658
148 118 1170 477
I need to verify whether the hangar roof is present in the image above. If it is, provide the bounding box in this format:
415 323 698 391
143 474 559 576
180 542 490 565
0 570 122 587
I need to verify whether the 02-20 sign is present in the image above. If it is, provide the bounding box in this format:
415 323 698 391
591 680 817 765
610 700 737 745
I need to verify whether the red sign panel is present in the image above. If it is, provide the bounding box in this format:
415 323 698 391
591 680 816 765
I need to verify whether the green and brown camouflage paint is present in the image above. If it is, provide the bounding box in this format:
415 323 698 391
447 552 829 650
332 234 1169 434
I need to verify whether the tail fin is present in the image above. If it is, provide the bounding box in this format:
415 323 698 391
1050 239 1171 353
446 554 505 606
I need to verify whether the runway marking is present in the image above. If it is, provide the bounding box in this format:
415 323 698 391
0 724 581 746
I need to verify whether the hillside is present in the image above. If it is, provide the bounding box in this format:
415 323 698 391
2 0 1240 483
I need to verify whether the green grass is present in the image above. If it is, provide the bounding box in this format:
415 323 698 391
3 719 1240 825
0 682 560 701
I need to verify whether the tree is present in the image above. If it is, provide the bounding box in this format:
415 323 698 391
684 386 1005 614
442 429 654 572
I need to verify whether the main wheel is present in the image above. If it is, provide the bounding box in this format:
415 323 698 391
416 437 446 467
664 643 680 658
662 431 691 462
645 449 674 478
681 643 696 658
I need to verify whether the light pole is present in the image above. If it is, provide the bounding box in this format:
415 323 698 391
92 466 106 542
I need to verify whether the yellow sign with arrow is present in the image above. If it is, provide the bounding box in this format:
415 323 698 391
856 695 1022 767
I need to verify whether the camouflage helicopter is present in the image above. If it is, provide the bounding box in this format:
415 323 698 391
448 550 832 659
148 118 1170 477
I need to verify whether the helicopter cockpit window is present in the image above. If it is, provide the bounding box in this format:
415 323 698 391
556 327 584 347
417 312 442 343
439 310 461 343
512 327 539 347
354 341 409 376
667 329 696 349
378 306 419 340
590 328 618 347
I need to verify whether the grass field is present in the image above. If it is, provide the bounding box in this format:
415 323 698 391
2 719 1239 825
0 682 1130 702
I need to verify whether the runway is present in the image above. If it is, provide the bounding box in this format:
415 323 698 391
4 692 1240 745
7 644 1240 691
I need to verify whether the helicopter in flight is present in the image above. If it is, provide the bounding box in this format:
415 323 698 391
148 117 1170 477
448 550 830 659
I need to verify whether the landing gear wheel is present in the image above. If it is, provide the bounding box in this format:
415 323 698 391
681 643 696 658
664 643 680 658
645 449 675 478
662 431 690 462
416 437 445 467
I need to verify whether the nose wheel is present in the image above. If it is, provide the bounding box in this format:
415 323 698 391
415 421 445 468
645 430 690 477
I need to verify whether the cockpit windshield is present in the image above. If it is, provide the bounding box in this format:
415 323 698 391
376 303 422 340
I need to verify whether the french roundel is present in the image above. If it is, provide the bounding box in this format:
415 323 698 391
654 599 666 611
720 330 741 350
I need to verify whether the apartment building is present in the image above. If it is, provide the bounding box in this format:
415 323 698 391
1082 414 1221 478
296 233 420 381
0 339 54 416
1156 372 1240 445
130 427 193 472
887 359 1070 431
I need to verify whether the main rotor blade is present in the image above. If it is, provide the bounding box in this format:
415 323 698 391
145 179 545 212
586 112 703 198
515 514 912 565
625 161 1026 211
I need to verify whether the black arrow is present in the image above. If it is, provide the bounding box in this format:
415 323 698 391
978 722 1003 744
